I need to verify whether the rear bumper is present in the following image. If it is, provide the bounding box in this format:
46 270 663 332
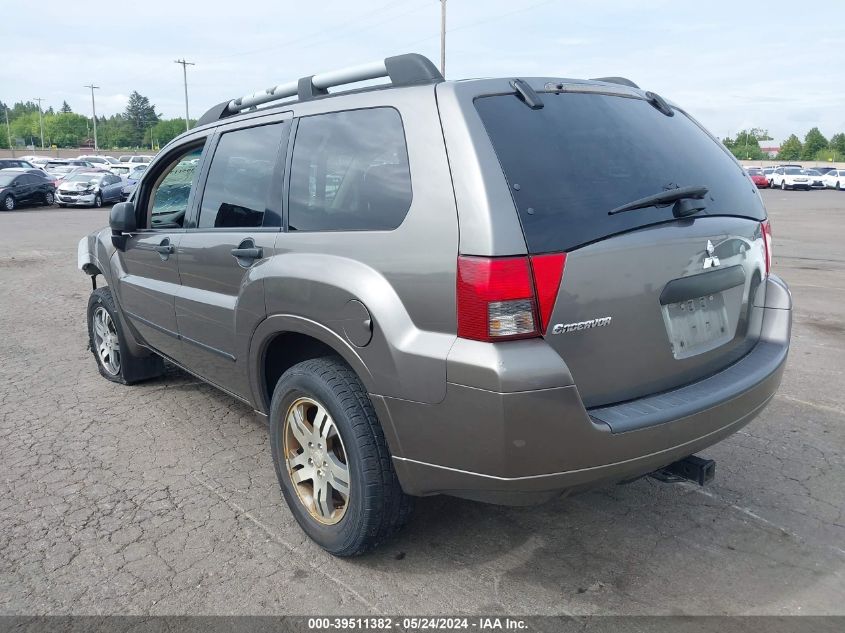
381 275 791 504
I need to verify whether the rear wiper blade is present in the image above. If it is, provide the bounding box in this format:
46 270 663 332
608 185 709 216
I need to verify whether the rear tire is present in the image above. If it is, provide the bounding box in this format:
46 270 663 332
781 181 787 190
87 286 164 385
43 191 55 206
269 357 413 556
836 181 841 190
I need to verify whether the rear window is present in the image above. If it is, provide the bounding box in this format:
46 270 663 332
288 107 412 232
475 92 766 253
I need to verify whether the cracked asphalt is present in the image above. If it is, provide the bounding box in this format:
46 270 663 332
0 189 843 616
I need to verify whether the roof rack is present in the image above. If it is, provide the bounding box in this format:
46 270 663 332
196 53 443 127
589 76 640 89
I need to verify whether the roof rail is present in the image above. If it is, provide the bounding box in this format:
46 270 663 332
196 53 442 127
590 76 640 89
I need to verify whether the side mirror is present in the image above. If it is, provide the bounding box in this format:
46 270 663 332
110 202 137 250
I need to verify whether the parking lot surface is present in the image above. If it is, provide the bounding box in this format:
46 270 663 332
0 190 843 615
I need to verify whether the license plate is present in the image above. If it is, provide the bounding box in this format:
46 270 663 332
662 293 732 359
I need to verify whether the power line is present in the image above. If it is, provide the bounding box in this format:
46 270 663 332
33 97 45 149
83 84 100 152
174 59 195 132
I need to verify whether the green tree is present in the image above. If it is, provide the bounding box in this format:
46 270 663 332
124 91 160 147
60 101 72 114
829 133 845 158
779 134 803 161
802 127 828 160
724 130 764 160
45 112 89 147
149 118 192 148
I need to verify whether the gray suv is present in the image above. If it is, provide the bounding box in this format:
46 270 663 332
78 54 792 556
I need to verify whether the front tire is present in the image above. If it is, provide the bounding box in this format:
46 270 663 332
269 357 413 556
93 193 103 208
781 181 787 190
2 194 15 211
87 286 164 384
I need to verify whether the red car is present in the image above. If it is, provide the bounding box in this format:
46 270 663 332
746 167 769 188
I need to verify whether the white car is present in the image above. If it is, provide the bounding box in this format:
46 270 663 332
77 155 120 167
803 169 825 188
770 167 811 190
109 163 148 181
821 169 845 190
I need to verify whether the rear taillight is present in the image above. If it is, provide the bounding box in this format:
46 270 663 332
761 219 773 275
457 253 566 342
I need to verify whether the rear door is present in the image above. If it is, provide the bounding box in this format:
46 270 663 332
174 116 290 398
113 140 208 359
475 85 770 408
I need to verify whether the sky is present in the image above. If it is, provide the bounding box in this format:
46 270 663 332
5 0 845 144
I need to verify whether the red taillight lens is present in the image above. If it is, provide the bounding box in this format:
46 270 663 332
761 219 773 275
457 256 537 341
457 253 567 341
530 253 567 334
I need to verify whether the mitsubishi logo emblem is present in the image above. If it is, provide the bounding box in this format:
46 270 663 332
703 240 720 269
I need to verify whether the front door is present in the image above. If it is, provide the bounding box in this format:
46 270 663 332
114 142 207 359
175 118 289 398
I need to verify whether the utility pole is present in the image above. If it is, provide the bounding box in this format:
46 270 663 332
84 84 100 152
33 97 45 149
439 0 446 77
174 59 195 132
4 106 13 157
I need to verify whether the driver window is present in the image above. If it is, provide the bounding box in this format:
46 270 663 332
148 144 205 229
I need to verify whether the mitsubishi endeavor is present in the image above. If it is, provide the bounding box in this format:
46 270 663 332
77 53 792 556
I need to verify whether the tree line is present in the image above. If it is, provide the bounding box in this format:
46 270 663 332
0 91 194 151
722 127 845 162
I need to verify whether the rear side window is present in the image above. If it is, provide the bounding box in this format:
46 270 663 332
288 108 411 232
475 93 766 253
198 123 286 229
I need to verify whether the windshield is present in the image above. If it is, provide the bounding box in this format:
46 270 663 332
785 168 802 175
66 174 99 183
0 174 16 186
475 92 766 252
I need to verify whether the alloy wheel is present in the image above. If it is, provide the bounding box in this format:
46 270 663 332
283 396 351 525
92 306 121 375
3 195 14 211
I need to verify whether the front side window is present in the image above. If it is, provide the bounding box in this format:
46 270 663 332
288 108 412 232
197 123 286 229
148 144 205 229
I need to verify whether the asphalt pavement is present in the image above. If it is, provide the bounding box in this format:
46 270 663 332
0 189 842 615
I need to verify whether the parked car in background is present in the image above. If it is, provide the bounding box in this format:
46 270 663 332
43 159 94 174
129 155 154 163
813 166 836 175
822 169 845 189
803 169 825 188
0 168 56 210
57 171 124 208
771 166 810 190
78 155 120 167
0 158 36 170
107 164 134 178
125 163 148 183
745 167 769 188
762 167 776 185
120 182 137 201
